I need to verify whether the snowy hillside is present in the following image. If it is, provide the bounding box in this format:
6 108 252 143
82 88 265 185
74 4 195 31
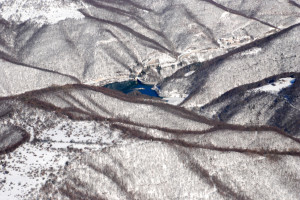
0 0 300 199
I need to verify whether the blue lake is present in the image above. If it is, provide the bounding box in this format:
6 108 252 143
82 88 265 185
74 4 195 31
104 80 160 97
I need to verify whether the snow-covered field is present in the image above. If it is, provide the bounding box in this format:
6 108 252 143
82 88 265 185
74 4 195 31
163 97 185 105
0 0 84 25
252 77 296 94
38 121 122 147
0 142 68 200
0 117 124 199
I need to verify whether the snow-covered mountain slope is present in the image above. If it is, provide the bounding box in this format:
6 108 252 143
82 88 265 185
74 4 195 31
158 23 300 107
0 0 84 25
1 0 300 199
194 73 300 135
41 140 300 200
0 0 299 96
1 85 300 199
0 97 127 199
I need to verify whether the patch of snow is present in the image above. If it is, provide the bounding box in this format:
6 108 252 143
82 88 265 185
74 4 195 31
241 47 262 56
158 54 177 65
217 36 252 48
220 12 230 19
159 89 188 106
163 97 185 105
184 70 195 77
252 77 296 94
50 142 99 150
188 23 198 29
96 38 118 45
185 103 205 110
38 121 123 148
152 84 160 91
142 53 178 68
0 118 125 199
0 143 68 200
0 0 84 25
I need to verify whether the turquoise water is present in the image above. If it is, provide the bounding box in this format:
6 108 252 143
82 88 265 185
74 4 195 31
104 80 160 97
